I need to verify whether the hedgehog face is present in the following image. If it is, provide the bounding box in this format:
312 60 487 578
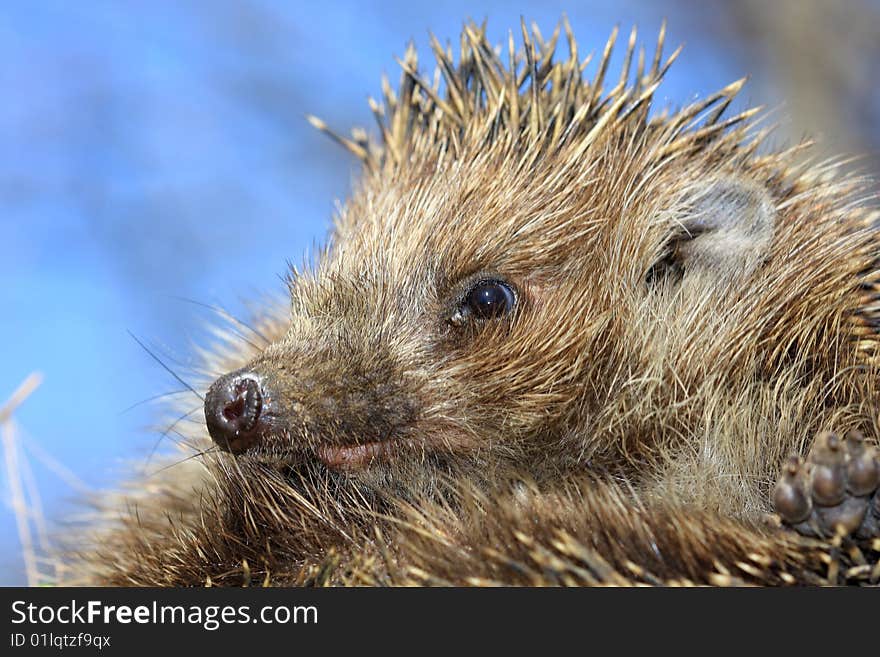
203 138 790 488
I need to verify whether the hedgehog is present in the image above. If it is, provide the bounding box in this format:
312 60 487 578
62 19 880 587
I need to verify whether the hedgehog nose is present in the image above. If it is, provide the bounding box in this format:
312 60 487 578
204 371 266 453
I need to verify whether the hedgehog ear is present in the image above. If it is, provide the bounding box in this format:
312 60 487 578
649 176 776 285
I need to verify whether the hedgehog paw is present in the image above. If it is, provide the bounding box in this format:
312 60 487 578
773 430 880 539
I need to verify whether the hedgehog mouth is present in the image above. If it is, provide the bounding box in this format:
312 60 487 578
316 441 398 470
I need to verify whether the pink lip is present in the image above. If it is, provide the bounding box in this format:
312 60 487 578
316 442 392 470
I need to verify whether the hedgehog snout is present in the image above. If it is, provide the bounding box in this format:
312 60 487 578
204 370 269 453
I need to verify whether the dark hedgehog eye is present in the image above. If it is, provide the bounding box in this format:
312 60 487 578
451 279 517 326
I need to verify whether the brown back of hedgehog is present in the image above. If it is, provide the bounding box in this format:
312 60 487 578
61 20 880 586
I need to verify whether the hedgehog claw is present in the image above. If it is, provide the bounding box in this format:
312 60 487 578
772 456 811 524
845 430 880 496
773 430 880 539
808 431 847 506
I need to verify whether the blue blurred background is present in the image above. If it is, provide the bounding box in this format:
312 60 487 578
2 1 878 585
